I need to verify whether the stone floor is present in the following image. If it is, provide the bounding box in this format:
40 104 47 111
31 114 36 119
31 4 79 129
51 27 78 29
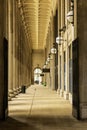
0 85 87 130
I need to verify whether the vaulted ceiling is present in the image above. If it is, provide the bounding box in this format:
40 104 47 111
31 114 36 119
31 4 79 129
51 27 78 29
18 0 57 50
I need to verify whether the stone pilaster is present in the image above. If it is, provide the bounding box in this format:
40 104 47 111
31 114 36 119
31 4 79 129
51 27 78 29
60 45 64 97
58 0 61 32
8 0 14 98
57 0 61 94
72 0 87 119
15 2 20 94
18 11 22 93
13 0 17 96
50 55 55 90
61 0 65 28
64 46 69 100
57 53 61 94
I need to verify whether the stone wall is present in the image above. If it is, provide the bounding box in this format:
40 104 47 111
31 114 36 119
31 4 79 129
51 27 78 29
77 0 87 119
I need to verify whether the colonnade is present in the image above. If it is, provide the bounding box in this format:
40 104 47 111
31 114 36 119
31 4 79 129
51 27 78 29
7 0 32 100
45 0 87 119
45 0 74 101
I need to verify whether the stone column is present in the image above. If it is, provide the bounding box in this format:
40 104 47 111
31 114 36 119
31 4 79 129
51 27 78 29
58 0 61 30
60 45 64 97
61 0 65 28
65 45 69 99
3 0 8 39
60 0 65 97
8 0 14 98
57 0 61 94
13 0 17 95
19 25 23 89
28 52 31 85
48 61 51 89
64 0 69 100
15 2 20 94
26 42 30 87
57 52 60 94
18 12 22 93
50 55 55 90
46 63 50 88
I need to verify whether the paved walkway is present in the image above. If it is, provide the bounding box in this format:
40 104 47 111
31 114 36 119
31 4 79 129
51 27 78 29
0 85 87 130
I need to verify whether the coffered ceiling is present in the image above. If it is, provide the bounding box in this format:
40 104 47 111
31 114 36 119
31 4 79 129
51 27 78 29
18 0 57 50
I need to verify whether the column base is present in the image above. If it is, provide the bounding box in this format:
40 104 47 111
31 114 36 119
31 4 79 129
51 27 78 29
60 90 64 97
13 88 18 96
8 95 11 101
16 87 20 94
18 86 22 93
64 91 69 100
57 88 60 95
73 103 87 119
9 89 15 98
16 86 21 94
80 103 87 119
69 93 72 104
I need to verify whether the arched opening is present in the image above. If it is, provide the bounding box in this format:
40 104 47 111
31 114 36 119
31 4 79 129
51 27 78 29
34 68 42 85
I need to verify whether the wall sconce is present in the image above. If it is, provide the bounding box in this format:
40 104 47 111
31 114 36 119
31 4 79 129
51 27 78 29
56 36 64 45
56 29 64 45
67 0 74 25
51 43 57 54
56 28 66 45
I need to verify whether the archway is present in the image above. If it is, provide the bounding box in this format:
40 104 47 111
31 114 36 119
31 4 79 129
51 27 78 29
34 68 42 84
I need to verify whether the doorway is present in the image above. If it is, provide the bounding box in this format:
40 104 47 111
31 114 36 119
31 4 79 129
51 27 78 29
34 68 42 84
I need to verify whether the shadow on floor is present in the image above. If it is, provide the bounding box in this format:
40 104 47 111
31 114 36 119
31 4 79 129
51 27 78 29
26 115 87 130
27 115 77 126
0 115 87 130
0 117 38 130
